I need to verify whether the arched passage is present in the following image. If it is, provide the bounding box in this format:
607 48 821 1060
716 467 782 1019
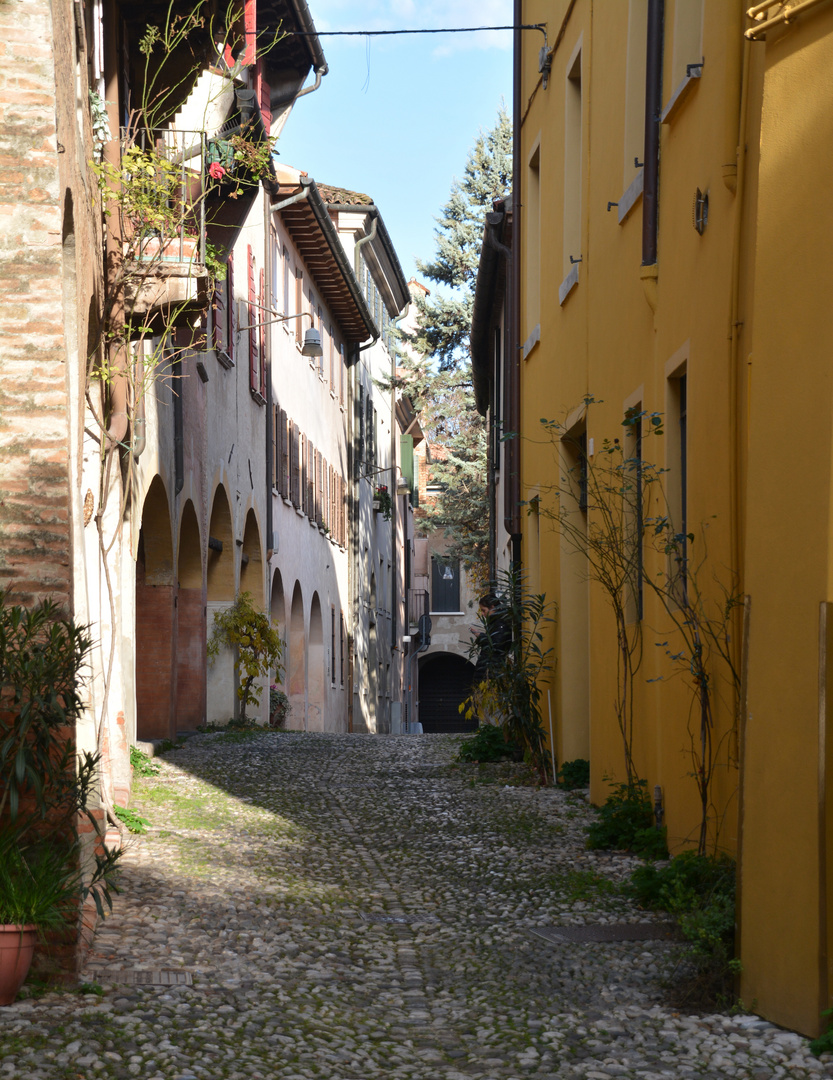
136 476 176 740
206 485 235 723
176 500 205 731
207 485 234 602
418 653 477 734
269 569 286 688
308 593 324 731
240 508 264 607
367 574 378 732
288 582 305 729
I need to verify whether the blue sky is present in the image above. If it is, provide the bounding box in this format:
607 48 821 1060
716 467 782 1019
275 0 513 287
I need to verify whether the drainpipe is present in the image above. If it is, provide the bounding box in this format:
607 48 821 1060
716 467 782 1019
264 190 274 562
640 0 664 313
102 0 128 456
294 64 328 100
508 0 523 571
270 186 310 216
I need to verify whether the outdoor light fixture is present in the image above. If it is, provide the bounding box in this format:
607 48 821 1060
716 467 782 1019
237 303 323 357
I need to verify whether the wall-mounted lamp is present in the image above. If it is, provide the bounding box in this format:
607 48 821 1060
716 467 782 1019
237 304 324 357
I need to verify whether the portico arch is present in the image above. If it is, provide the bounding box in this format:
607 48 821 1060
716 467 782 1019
136 476 176 740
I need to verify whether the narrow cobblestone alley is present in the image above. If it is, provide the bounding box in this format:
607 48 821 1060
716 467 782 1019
2 733 830 1080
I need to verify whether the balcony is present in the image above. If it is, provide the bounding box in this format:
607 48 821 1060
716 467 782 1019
118 128 210 332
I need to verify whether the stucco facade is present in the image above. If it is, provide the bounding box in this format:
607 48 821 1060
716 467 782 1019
511 0 833 1036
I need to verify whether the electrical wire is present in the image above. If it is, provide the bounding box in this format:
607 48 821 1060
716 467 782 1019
288 25 547 38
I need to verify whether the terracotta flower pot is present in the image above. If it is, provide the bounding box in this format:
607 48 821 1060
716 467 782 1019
0 925 38 1006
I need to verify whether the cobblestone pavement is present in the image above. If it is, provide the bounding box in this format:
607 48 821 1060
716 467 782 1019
2 732 831 1080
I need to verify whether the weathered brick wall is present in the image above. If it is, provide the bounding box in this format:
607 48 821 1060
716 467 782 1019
0 0 103 608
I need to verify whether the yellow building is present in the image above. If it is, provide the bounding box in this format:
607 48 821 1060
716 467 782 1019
511 0 833 1036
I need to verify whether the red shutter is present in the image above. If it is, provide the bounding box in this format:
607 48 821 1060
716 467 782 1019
247 245 258 393
259 267 266 398
212 279 227 356
243 0 256 66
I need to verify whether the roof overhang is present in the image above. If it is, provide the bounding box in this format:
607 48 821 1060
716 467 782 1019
324 202 411 316
471 198 512 416
274 178 376 344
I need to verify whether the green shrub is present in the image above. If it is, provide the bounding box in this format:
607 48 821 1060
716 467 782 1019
457 724 518 763
587 779 667 857
810 1009 833 1057
557 758 590 789
113 805 150 834
630 851 738 1006
130 745 160 776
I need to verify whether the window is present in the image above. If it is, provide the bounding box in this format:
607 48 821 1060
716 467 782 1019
331 606 336 686
282 246 290 320
294 269 303 344
340 343 346 406
666 362 688 601
671 0 704 92
212 254 235 368
563 43 583 280
339 611 345 686
431 556 460 613
623 1 648 189
624 402 644 622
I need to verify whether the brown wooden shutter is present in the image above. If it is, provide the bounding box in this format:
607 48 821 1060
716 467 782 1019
247 245 258 393
227 252 235 354
212 279 228 356
280 409 289 495
271 403 278 489
259 267 266 398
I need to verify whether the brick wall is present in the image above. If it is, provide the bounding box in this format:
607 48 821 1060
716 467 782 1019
0 0 71 603
176 587 206 730
136 581 177 740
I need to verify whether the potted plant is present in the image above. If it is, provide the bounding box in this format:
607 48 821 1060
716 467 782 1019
373 485 392 520
0 843 82 1005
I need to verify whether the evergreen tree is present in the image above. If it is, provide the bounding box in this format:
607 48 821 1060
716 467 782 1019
402 106 511 575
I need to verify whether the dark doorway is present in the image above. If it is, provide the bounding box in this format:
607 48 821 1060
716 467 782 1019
418 653 477 733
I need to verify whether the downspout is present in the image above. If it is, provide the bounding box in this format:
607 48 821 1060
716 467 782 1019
265 190 274 561
508 0 523 571
640 0 664 313
294 64 328 99
390 306 409 656
270 186 310 216
102 0 128 455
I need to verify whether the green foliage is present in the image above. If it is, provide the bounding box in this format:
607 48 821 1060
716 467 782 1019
373 486 392 521
810 1010 833 1057
269 685 289 728
113 805 150 834
457 724 518 763
464 567 555 782
207 593 283 723
587 779 668 858
129 745 160 776
630 851 738 1005
0 593 121 921
0 845 80 931
397 107 511 571
557 758 590 789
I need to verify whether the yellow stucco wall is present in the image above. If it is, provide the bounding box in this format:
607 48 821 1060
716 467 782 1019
517 0 833 1035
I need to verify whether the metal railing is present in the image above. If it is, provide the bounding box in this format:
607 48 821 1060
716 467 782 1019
119 128 207 266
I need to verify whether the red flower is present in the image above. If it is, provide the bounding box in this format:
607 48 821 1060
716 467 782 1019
208 162 226 180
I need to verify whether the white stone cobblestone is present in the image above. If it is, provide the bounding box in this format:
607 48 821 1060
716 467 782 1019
1 732 831 1079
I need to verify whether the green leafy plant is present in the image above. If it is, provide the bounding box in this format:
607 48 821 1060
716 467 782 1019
587 779 668 858
630 851 737 1005
269 685 289 728
557 758 590 789
129 745 160 776
373 485 392 520
207 593 283 724
113 805 150 834
462 567 555 783
0 846 81 932
0 593 121 927
810 1010 833 1056
457 724 519 763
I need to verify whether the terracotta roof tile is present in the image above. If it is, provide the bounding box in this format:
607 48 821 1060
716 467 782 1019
317 183 373 207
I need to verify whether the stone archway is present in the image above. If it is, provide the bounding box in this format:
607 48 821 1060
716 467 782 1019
206 485 235 724
269 569 286 689
308 593 324 731
240 508 264 607
175 500 204 731
136 476 176 740
418 653 478 734
288 582 305 729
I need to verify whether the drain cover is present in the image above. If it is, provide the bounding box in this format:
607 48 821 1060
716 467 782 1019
529 923 679 944
360 913 440 925
85 969 193 985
